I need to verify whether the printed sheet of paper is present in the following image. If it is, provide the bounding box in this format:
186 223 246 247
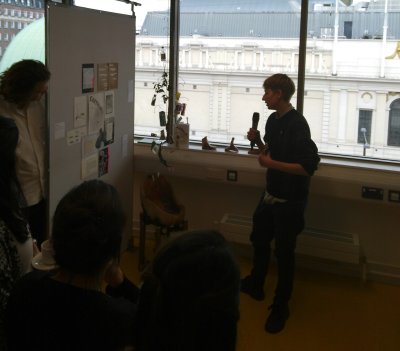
98 147 109 177
88 92 105 135
74 96 87 128
54 122 65 140
67 128 82 145
108 63 118 90
104 117 115 145
97 63 109 91
82 64 95 93
82 134 98 157
81 153 98 179
105 91 115 118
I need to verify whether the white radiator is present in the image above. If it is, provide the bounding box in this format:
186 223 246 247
219 213 361 265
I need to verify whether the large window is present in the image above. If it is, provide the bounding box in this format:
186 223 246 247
0 0 45 72
358 110 372 145
388 99 400 147
134 0 400 162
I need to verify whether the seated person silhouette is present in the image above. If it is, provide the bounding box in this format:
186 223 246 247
0 116 37 349
6 180 139 351
136 230 240 351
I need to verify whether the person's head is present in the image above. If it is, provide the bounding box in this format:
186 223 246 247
138 230 240 351
262 73 295 109
52 180 125 276
0 59 50 107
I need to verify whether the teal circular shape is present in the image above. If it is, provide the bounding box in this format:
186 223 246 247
0 17 45 73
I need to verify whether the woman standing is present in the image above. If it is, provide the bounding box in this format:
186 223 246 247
0 60 51 245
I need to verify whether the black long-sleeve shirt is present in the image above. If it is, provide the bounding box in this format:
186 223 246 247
263 109 320 201
6 270 139 351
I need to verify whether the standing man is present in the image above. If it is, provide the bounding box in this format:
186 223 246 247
241 74 320 333
0 60 51 245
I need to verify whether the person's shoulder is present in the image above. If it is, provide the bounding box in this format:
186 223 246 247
266 112 278 125
13 270 50 290
289 109 310 126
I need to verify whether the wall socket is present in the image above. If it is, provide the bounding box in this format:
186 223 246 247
361 186 384 200
388 190 400 203
227 170 238 182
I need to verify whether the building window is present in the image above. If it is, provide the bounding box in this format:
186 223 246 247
357 110 372 145
388 99 400 147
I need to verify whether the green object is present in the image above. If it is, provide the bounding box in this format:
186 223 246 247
151 140 169 167
0 18 45 73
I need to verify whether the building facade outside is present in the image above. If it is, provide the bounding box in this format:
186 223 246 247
0 0 44 61
1 0 399 161
134 0 400 161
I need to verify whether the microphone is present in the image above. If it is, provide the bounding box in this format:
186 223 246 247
250 112 260 149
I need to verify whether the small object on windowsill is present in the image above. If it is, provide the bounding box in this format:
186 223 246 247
202 136 216 151
150 133 158 137
151 140 169 167
160 130 166 140
225 137 238 153
160 46 166 62
151 94 156 106
181 103 187 116
248 141 261 155
159 111 166 126
248 148 261 155
175 124 189 148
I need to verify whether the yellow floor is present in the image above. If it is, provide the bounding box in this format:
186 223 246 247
120 242 400 351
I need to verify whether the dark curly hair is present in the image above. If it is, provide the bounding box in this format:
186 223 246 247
0 59 50 106
52 180 125 276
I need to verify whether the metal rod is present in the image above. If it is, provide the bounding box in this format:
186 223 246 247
297 0 308 115
167 0 180 144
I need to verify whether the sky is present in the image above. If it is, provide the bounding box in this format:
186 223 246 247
74 0 169 28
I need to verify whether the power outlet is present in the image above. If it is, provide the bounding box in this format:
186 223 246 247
227 170 238 182
361 186 384 200
388 190 400 203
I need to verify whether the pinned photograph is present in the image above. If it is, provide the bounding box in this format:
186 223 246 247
88 92 105 135
98 146 109 177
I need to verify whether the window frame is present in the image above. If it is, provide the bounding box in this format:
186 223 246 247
388 99 400 147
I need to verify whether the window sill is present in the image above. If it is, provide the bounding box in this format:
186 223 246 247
134 138 400 203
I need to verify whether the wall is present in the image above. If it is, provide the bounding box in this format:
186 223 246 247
133 143 400 283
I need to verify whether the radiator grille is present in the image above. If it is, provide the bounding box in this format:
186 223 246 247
219 213 361 264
